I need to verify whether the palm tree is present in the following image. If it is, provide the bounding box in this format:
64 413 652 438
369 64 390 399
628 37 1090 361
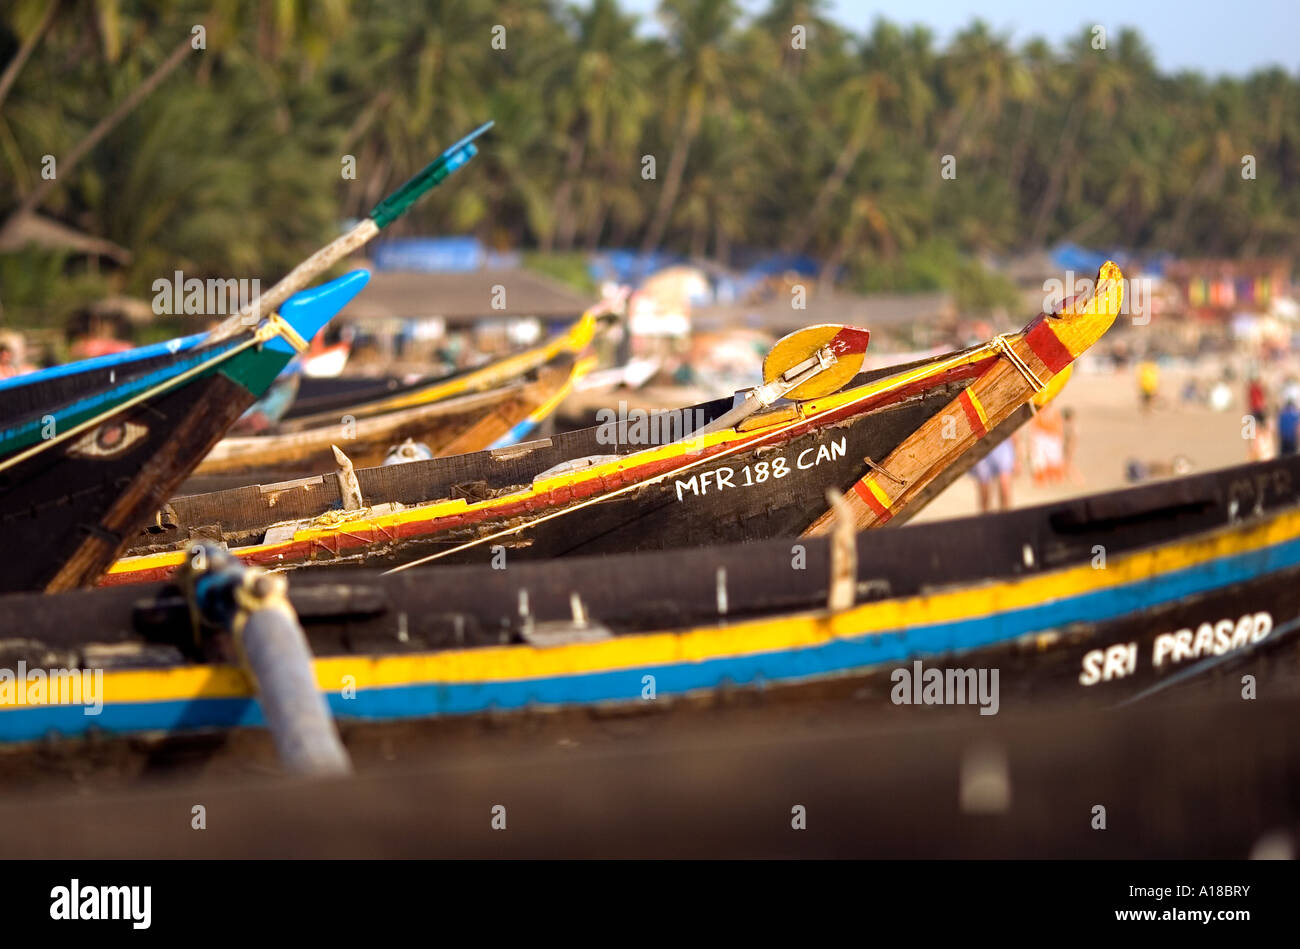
1026 28 1135 247
639 0 739 255
783 19 923 254
935 21 1026 162
0 0 59 114
543 0 652 252
1004 38 1051 199
1 3 200 245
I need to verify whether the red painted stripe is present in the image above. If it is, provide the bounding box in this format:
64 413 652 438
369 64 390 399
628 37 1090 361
956 389 987 438
1025 319 1074 374
829 326 871 357
852 479 893 523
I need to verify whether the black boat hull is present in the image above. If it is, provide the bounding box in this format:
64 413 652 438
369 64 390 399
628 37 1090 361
3 455 1298 741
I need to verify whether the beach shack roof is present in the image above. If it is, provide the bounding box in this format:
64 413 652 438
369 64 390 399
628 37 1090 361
0 212 132 265
340 265 590 325
692 289 956 334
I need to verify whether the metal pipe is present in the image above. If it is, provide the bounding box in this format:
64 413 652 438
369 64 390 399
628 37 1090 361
180 543 351 777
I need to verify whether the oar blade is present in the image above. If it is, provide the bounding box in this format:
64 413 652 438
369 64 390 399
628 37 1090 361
763 324 871 401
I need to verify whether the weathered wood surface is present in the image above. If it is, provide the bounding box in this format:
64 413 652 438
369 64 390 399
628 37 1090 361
111 378 978 583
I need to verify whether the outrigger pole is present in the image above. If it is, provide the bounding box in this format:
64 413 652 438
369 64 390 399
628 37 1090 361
206 121 495 343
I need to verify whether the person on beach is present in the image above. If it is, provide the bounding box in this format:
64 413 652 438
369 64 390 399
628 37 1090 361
1282 375 1300 409
1028 402 1067 484
1137 360 1159 411
971 433 1019 512
1279 397 1300 456
1250 415 1277 462
1061 406 1083 484
0 344 19 379
1247 374 1268 425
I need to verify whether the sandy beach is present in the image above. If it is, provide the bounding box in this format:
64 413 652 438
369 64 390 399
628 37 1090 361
912 355 1256 523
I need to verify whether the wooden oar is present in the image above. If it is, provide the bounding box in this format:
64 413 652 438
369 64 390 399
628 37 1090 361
206 121 494 343
694 325 871 437
803 262 1123 535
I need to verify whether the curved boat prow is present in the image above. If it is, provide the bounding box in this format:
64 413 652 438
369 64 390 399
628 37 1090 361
261 269 371 356
1041 260 1124 356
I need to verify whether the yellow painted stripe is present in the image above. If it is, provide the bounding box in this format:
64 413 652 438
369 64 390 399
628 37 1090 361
354 312 598 415
796 346 993 417
966 386 990 429
45 505 1300 708
864 477 893 510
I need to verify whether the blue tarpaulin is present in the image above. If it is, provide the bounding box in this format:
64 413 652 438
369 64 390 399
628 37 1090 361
587 249 686 285
1049 242 1171 276
372 237 485 272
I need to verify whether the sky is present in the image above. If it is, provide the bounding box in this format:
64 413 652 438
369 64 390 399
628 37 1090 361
620 0 1300 77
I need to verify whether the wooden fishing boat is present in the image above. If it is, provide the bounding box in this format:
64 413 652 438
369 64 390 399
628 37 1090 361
111 347 988 581
104 264 1121 586
281 306 607 424
0 128 493 597
301 337 351 379
185 352 597 492
181 305 614 490
0 270 370 594
3 451 1297 743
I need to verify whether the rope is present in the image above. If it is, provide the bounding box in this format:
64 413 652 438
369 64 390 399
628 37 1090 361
260 313 309 353
990 335 1046 392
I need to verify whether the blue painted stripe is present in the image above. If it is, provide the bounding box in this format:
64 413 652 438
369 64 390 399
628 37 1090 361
487 418 538 450
0 333 206 394
4 525 1300 742
259 269 369 356
0 340 245 449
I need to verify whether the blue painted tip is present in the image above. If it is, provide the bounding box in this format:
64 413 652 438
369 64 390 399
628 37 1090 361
445 121 494 156
443 144 477 175
266 269 370 355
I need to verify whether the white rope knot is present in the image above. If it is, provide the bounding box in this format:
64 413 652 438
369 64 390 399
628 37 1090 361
990 335 1046 392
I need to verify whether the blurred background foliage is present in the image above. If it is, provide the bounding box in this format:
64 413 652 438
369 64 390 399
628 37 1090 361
2 0 1299 327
